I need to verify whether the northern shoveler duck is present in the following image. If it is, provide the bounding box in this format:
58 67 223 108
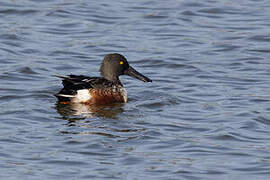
55 53 152 105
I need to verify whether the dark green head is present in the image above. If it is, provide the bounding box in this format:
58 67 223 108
100 53 152 83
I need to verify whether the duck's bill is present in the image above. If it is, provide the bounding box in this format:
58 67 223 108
124 66 152 82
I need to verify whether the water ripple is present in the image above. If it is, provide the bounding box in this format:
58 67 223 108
0 0 270 179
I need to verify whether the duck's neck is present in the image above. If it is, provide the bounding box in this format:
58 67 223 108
105 76 123 86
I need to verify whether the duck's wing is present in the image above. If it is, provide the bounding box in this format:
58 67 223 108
55 75 113 101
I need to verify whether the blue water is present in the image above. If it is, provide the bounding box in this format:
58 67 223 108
1 0 270 179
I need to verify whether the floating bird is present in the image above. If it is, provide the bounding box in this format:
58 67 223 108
55 53 152 105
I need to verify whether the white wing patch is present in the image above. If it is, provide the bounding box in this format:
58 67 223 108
57 94 76 98
72 89 92 103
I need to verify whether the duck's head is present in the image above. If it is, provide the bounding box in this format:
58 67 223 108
100 53 152 83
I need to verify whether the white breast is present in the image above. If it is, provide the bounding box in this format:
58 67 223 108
121 88 127 103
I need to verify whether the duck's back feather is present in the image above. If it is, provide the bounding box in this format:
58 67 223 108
55 75 126 104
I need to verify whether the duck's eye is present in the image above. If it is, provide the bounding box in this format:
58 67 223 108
120 61 124 65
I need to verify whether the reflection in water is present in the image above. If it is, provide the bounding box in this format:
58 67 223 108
55 102 144 140
55 102 124 119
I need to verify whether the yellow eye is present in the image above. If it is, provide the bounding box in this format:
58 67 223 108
120 61 124 65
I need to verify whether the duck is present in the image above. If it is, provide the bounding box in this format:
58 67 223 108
55 53 152 105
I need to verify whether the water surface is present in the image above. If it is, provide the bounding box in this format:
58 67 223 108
1 0 270 179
